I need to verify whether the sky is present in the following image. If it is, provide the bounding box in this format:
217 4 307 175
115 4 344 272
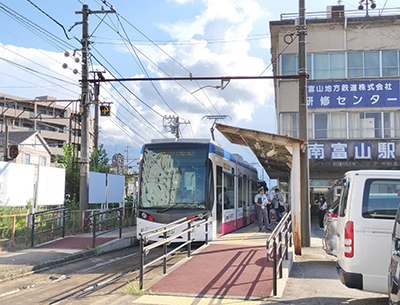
0 0 393 180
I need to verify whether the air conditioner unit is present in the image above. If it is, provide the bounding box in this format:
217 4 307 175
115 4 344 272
327 5 345 18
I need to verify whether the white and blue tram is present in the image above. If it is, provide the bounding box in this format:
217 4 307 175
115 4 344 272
136 138 258 241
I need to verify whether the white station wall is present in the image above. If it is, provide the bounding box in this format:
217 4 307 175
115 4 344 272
0 162 34 207
36 166 66 206
89 172 107 204
108 174 124 203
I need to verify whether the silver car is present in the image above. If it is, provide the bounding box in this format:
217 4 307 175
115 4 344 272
322 199 339 256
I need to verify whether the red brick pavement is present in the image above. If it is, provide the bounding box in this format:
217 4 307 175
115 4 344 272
149 243 273 298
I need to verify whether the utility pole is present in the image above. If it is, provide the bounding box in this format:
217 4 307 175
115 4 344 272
3 121 8 161
125 145 129 170
78 4 90 216
299 0 310 249
76 5 114 222
93 79 99 150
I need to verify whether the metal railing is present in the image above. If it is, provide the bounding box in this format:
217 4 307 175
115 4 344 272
87 207 123 248
138 212 211 289
31 207 69 247
266 210 293 296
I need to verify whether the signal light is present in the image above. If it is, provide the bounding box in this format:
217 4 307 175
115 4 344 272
148 215 154 221
100 105 110 116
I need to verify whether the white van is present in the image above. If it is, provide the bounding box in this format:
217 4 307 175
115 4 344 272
336 170 400 294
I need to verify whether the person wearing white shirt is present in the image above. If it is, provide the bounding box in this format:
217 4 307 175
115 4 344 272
254 187 271 231
318 196 328 230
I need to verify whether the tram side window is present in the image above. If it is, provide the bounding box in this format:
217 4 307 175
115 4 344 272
208 159 214 210
238 178 243 208
251 180 258 205
217 166 223 209
224 174 235 210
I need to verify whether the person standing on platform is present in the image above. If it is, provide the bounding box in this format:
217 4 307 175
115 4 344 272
264 187 273 224
254 186 271 232
318 196 327 230
274 188 285 222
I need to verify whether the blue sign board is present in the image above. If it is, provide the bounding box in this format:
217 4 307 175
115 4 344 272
331 142 347 160
307 80 400 109
308 143 325 160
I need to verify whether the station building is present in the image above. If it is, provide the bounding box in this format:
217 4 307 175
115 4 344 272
269 5 400 203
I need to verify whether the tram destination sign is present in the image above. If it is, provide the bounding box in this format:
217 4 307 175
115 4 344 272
307 80 400 109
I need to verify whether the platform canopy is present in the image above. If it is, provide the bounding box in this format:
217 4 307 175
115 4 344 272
215 123 307 182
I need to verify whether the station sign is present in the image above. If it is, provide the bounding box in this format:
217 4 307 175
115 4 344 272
307 80 400 109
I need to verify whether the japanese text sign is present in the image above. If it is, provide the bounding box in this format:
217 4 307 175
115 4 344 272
307 80 400 109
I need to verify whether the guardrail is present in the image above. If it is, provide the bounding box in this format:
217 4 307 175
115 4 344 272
266 210 293 296
31 207 69 247
138 212 211 289
0 213 29 247
87 207 123 248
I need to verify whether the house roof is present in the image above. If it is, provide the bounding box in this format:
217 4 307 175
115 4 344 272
0 131 36 145
0 131 52 155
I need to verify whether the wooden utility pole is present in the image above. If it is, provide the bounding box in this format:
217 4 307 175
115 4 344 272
76 5 114 222
298 0 310 249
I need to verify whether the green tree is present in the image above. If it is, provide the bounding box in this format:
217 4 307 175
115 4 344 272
55 143 79 207
89 144 110 173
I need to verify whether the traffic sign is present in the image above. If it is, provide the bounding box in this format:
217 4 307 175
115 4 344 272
100 105 110 116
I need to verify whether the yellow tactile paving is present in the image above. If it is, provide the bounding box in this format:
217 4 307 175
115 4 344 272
134 295 267 305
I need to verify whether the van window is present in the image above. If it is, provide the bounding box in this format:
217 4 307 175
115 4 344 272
339 179 350 217
362 179 400 219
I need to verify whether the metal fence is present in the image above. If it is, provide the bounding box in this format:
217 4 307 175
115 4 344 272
138 212 211 289
87 207 123 248
31 207 69 247
0 207 136 249
266 211 293 296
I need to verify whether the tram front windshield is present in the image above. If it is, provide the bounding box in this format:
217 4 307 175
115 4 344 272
140 144 208 210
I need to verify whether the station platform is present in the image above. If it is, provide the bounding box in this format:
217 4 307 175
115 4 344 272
144 222 293 300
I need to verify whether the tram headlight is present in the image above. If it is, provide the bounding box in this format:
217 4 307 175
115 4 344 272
141 212 148 219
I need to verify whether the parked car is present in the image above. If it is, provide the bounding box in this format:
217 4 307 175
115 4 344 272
322 199 339 256
336 170 400 294
389 203 400 304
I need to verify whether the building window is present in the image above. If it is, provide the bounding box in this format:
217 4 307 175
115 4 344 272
25 154 31 164
348 112 382 139
382 50 398 76
281 54 297 75
314 113 328 139
314 54 329 79
41 156 46 166
348 52 363 77
330 53 345 78
283 50 400 80
281 113 299 138
330 113 347 138
364 51 380 77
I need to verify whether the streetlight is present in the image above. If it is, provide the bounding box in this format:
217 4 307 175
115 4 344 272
358 0 376 17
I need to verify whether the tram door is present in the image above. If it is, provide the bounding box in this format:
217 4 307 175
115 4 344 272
216 166 223 236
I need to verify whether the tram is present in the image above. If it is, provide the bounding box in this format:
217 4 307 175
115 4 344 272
136 138 258 242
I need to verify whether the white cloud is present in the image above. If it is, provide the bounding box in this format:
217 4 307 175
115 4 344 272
167 0 193 4
0 0 276 161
